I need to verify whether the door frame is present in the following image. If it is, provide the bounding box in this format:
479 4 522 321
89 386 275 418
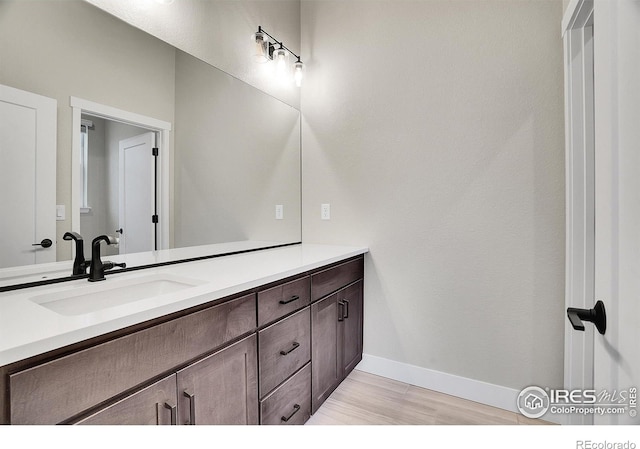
562 0 595 426
70 96 171 250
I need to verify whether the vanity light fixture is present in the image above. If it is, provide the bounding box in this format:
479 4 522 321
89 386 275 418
252 26 304 87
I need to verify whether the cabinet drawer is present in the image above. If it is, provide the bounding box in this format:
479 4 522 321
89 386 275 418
75 375 178 425
258 276 310 326
258 307 310 396
9 293 256 424
311 257 363 301
260 363 311 425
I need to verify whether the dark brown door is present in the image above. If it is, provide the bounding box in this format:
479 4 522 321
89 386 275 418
339 281 363 377
176 335 258 425
311 293 340 414
76 375 178 425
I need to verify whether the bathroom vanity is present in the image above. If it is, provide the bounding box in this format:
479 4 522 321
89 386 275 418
0 244 367 425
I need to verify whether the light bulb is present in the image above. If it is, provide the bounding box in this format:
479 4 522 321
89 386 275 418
293 61 304 87
274 47 288 76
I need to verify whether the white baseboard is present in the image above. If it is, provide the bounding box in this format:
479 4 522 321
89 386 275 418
356 353 563 425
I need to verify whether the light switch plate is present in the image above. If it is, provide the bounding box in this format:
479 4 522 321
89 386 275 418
56 205 66 221
321 203 331 220
275 204 284 220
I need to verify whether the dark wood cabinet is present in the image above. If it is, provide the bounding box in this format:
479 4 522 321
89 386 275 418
1 255 364 425
311 280 363 414
9 293 255 424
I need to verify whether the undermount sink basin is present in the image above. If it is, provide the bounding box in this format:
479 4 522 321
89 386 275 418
29 274 206 316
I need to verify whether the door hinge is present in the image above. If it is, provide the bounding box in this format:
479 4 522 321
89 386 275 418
152 147 159 157
152 214 159 224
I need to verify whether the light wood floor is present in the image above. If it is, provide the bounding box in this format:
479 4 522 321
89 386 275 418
306 369 553 425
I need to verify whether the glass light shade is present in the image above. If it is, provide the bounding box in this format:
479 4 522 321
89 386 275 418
293 61 304 87
273 47 289 76
253 31 270 63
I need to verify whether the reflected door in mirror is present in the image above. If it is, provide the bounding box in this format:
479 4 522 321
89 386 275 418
0 84 57 269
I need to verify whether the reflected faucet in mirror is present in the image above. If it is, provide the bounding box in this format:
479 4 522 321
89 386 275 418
62 232 90 276
89 235 126 282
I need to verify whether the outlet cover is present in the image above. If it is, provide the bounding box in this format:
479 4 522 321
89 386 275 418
321 203 331 220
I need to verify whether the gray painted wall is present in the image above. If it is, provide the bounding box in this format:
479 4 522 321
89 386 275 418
300 0 565 390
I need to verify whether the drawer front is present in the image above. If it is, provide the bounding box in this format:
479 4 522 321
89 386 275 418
311 257 363 301
258 276 310 326
258 307 310 396
9 293 256 424
260 363 311 425
75 375 178 425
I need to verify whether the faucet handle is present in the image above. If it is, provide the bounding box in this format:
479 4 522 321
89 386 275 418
102 261 127 271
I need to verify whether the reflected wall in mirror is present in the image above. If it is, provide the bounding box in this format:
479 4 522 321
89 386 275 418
0 0 301 287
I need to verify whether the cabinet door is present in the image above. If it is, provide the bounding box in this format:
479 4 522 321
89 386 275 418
176 335 258 425
311 294 340 414
75 375 178 425
339 281 363 377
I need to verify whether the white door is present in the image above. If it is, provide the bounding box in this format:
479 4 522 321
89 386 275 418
0 84 57 269
592 0 640 425
562 0 596 426
118 132 156 254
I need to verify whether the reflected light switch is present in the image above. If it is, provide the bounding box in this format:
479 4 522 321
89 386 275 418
56 205 65 221
275 205 284 220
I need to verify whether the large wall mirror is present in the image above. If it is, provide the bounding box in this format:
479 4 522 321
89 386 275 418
0 0 301 288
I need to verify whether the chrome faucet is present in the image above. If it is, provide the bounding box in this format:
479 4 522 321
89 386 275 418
88 235 126 282
63 231 90 275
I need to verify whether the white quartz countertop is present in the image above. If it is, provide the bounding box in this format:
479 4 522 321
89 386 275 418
0 243 368 366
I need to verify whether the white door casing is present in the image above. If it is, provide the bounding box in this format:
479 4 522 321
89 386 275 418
118 132 156 254
0 84 57 269
70 96 171 251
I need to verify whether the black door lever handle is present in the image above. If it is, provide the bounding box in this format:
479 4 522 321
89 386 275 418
567 300 606 335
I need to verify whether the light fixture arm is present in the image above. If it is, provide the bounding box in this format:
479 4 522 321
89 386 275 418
257 26 302 63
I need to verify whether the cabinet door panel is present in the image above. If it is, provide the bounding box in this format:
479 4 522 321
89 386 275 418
177 335 258 425
75 375 178 425
339 281 363 377
311 294 339 414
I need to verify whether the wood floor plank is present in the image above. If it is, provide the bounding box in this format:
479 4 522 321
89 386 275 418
306 369 553 425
